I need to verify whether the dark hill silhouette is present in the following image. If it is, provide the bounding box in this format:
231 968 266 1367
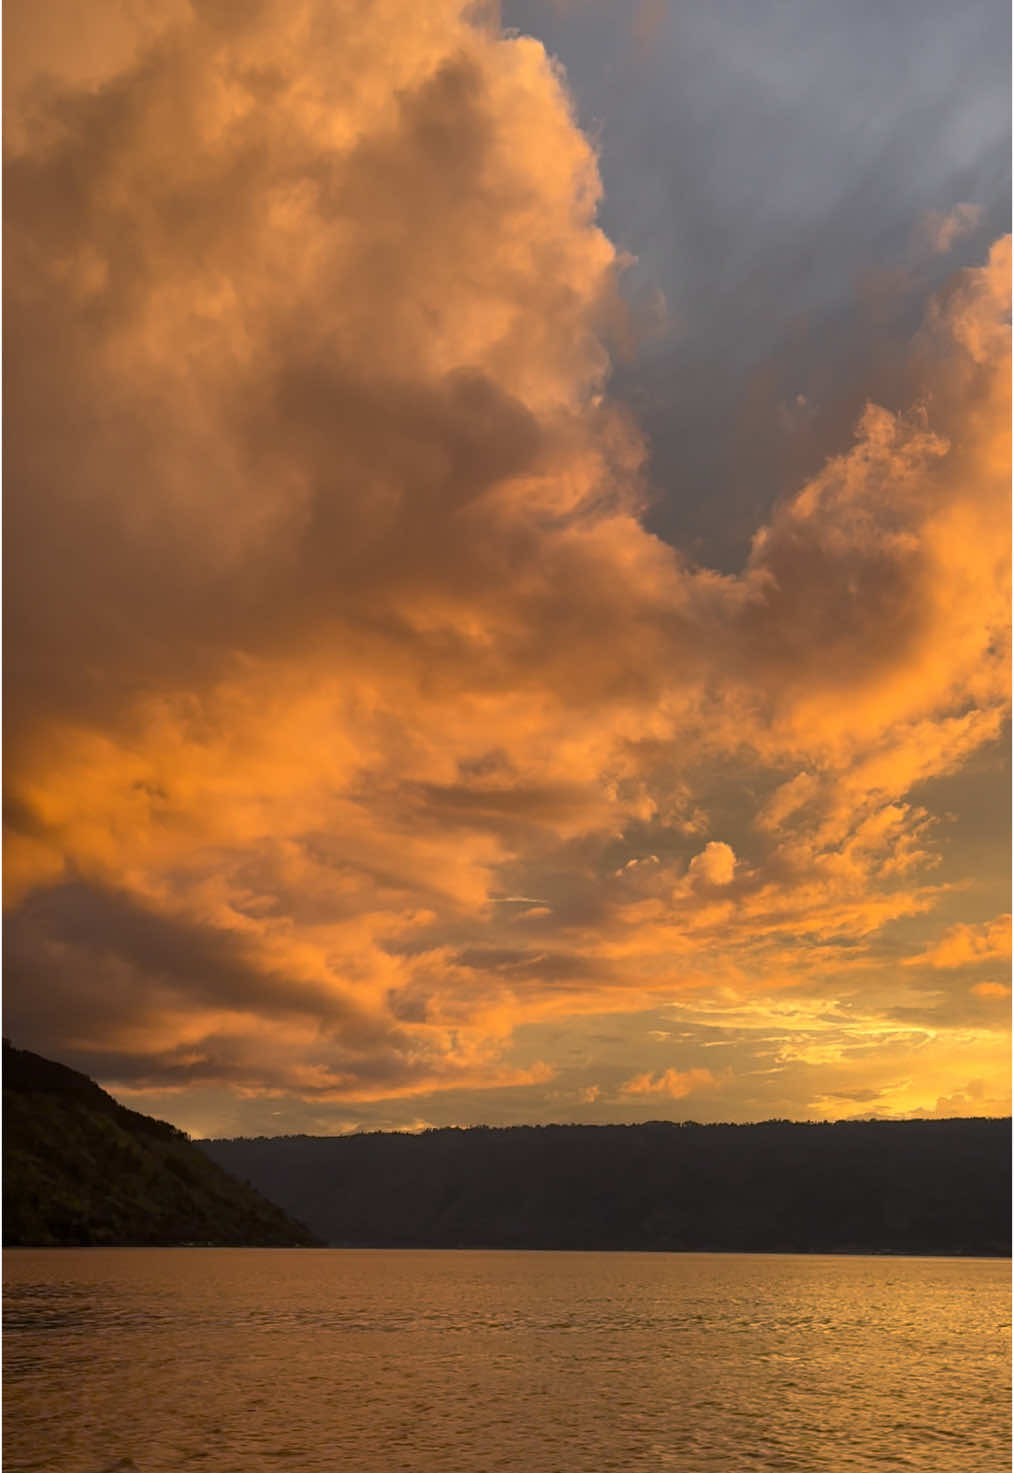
3 1042 320 1246
201 1118 1011 1255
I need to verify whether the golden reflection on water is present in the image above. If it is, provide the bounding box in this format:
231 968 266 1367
4 1249 1011 1473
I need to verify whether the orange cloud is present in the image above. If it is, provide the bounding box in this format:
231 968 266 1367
971 982 1011 1000
622 1067 720 1099
686 841 737 888
905 915 1012 970
3 0 1009 1119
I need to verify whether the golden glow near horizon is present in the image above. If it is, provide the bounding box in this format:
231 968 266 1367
4 0 1010 1136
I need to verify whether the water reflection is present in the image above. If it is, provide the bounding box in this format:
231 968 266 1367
4 1250 1011 1473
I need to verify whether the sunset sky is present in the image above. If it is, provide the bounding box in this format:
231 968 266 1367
5 0 1010 1138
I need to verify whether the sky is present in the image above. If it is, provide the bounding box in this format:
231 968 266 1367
4 0 1010 1138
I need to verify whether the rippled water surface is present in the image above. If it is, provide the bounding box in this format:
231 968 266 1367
4 1249 1010 1472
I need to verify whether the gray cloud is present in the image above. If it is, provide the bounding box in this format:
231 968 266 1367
506 0 1009 565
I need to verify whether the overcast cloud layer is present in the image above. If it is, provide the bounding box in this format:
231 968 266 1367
4 0 1010 1135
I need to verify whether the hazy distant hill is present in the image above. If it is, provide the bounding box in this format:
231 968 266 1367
3 1042 320 1246
201 1118 1011 1255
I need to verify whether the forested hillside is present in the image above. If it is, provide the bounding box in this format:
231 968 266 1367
202 1118 1011 1255
3 1042 320 1246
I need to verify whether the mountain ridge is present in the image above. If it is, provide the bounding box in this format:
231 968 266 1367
3 1042 320 1246
200 1117 1012 1255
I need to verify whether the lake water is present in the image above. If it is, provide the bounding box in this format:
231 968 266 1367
3 1249 1010 1472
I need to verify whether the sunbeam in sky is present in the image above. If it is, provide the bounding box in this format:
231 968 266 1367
4 0 1010 1137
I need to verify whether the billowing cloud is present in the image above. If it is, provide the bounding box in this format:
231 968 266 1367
686 842 736 888
4 0 1009 1129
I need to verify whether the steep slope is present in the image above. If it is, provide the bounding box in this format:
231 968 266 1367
3 1042 319 1246
201 1118 1012 1255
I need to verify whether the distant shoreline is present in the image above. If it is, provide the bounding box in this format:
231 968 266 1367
200 1118 1013 1260
6 1245 1010 1260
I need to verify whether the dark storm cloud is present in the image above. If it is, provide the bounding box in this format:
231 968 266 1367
505 0 1009 563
